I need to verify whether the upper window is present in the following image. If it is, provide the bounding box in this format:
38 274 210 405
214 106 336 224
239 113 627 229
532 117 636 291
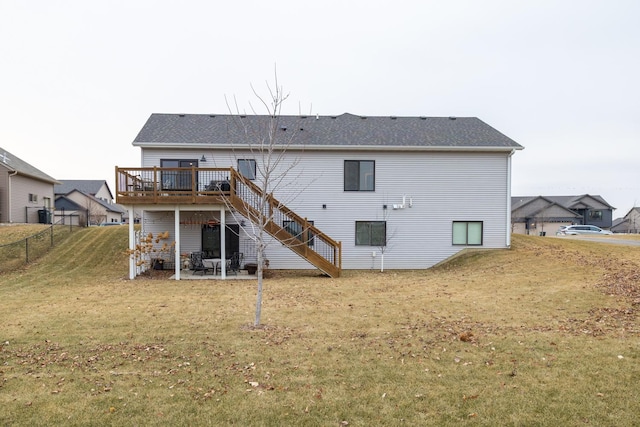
238 159 257 180
355 221 386 246
28 193 38 203
589 210 603 221
160 159 198 190
344 160 375 191
452 221 483 246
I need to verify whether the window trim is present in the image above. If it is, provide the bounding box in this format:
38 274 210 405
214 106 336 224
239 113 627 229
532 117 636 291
344 160 375 192
355 220 386 246
452 221 483 246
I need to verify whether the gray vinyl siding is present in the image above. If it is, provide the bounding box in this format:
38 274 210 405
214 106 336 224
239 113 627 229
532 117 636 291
9 175 55 223
263 150 509 269
0 170 8 223
138 148 511 270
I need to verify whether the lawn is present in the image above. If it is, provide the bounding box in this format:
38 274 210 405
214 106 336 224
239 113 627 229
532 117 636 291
0 224 51 245
1 227 639 426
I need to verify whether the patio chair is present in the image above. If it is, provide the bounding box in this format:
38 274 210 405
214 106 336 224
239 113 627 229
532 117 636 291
190 252 213 275
227 252 243 275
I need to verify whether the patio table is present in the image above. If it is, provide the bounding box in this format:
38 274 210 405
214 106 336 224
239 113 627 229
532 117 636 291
203 258 230 275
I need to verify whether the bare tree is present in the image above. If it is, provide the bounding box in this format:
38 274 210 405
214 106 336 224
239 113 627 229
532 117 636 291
376 201 400 272
223 74 311 327
83 197 104 226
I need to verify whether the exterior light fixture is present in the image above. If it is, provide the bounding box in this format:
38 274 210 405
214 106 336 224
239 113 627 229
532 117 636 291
200 155 206 162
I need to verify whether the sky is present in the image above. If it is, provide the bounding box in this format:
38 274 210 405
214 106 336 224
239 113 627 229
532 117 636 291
1 0 639 217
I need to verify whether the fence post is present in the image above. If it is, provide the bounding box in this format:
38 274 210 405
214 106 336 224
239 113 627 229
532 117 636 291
25 238 29 263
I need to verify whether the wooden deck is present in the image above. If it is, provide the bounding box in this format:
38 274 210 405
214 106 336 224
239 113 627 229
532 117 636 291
116 166 342 277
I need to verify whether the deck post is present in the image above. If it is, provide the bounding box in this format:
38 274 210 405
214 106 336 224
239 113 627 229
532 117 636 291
128 207 136 280
220 208 226 279
175 207 181 280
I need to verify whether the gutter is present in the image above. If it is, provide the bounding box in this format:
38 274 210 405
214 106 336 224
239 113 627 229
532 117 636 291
506 149 515 247
133 142 524 153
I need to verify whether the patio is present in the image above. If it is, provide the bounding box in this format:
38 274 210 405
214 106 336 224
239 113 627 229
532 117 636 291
170 269 257 280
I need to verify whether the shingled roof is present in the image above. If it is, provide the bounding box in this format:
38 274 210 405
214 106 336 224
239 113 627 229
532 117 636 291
133 113 523 151
0 147 58 183
55 180 113 199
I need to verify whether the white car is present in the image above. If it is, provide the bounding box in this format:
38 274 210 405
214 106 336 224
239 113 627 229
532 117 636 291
556 225 613 236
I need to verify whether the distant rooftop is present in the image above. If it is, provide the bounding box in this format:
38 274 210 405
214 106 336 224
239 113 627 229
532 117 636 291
0 146 58 183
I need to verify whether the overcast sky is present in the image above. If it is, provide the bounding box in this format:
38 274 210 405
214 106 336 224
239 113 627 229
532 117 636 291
1 0 638 217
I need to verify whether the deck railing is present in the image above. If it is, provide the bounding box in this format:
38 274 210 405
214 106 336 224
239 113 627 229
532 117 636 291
115 166 341 277
116 166 233 204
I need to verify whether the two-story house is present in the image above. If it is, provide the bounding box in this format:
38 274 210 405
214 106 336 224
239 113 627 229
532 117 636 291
0 147 59 224
116 113 523 280
511 194 615 235
54 180 126 225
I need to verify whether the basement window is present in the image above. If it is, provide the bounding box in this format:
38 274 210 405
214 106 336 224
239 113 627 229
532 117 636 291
283 220 315 247
452 221 483 246
355 221 386 246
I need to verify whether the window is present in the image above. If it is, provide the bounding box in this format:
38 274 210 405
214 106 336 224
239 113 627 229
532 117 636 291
161 159 198 190
238 159 257 180
589 210 603 221
202 224 240 259
355 221 386 246
452 221 483 245
28 193 38 203
344 160 375 191
283 220 315 247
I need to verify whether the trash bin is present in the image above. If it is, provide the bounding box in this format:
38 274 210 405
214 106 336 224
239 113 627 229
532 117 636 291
539 231 546 236
38 209 51 224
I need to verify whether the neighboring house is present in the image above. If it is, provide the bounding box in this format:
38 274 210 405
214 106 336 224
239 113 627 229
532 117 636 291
611 207 640 233
511 194 615 235
0 147 59 224
511 196 582 235
116 113 523 280
54 180 126 225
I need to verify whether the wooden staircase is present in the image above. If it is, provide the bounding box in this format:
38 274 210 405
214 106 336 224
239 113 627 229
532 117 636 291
227 168 342 278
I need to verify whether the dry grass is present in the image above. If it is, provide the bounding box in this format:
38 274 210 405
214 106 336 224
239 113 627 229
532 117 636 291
0 224 51 245
1 228 639 426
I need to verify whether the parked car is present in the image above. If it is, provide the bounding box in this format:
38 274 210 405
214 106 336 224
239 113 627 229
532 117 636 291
556 225 613 236
99 222 124 226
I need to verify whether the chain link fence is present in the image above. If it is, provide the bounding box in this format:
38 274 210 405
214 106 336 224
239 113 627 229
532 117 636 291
0 222 77 274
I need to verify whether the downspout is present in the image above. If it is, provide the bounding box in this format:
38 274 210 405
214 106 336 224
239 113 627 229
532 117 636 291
506 150 515 247
8 170 18 223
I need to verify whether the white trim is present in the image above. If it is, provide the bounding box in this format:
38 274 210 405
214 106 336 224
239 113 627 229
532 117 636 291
174 207 180 281
133 142 523 153
220 209 226 279
128 207 136 280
